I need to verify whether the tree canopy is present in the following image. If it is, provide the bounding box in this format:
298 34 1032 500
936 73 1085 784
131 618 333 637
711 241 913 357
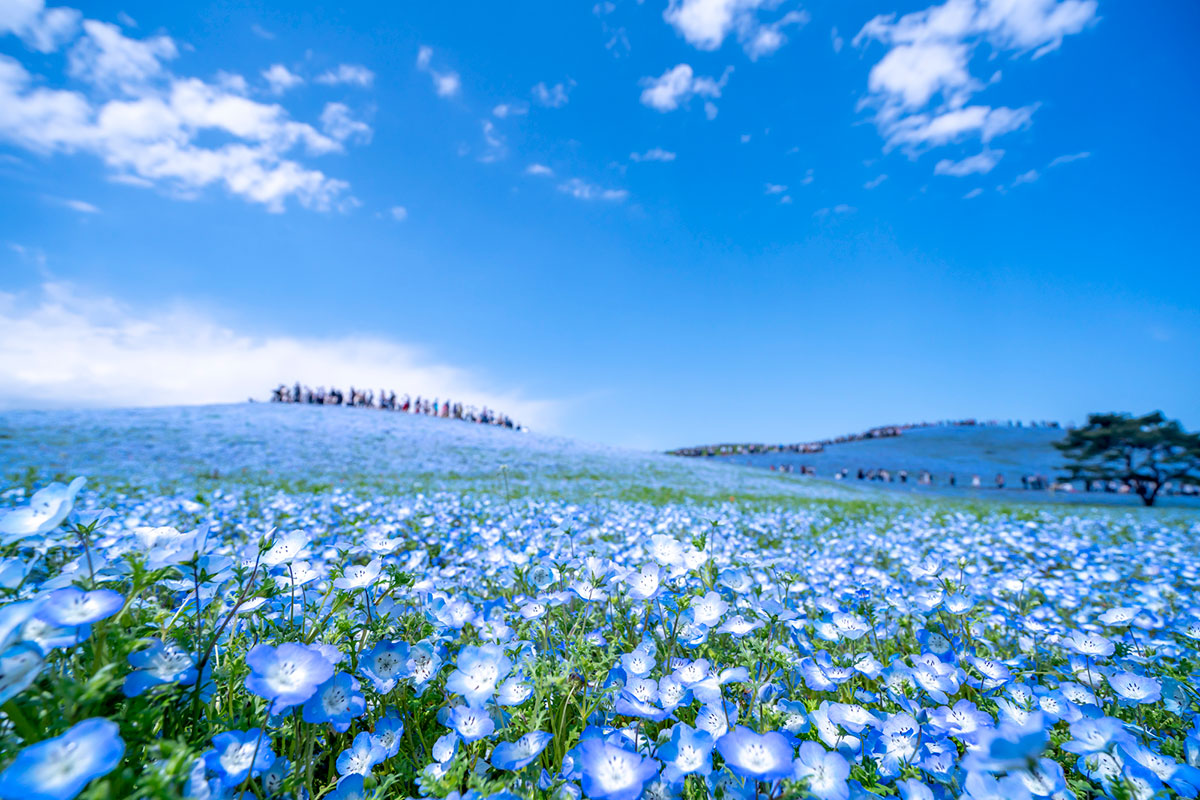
1055 411 1200 506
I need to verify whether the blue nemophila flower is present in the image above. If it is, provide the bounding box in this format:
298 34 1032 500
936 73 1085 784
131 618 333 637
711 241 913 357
35 588 123 627
495 674 533 706
960 771 1033 800
336 732 386 777
0 477 86 543
1120 742 1200 796
203 729 275 786
1108 671 1162 704
406 640 444 694
445 643 511 705
303 672 366 731
446 704 496 742
792 741 850 800
0 717 123 800
625 566 661 601
1062 631 1114 658
0 642 44 704
261 755 291 796
961 712 1047 773
926 699 991 741
659 724 715 784
371 713 405 759
244 642 335 714
431 594 477 628
358 640 409 694
577 738 659 800
327 774 365 800
123 638 197 697
491 730 552 771
333 559 381 591
716 726 794 782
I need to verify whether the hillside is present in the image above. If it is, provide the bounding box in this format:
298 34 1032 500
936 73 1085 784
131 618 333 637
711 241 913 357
0 403 866 506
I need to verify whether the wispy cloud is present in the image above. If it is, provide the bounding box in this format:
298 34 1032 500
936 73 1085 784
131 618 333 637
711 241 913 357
934 149 1004 176
525 163 554 177
630 148 676 163
315 64 374 88
0 281 563 429
61 198 100 213
531 81 572 108
415 46 460 98
640 64 731 118
557 178 628 202
864 174 888 189
663 0 808 59
1050 150 1091 167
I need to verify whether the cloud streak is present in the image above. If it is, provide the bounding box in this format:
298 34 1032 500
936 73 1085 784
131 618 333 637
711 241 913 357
0 281 562 430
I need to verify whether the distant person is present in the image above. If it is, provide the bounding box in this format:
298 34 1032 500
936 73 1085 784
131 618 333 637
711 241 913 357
995 473 1006 489
949 474 956 487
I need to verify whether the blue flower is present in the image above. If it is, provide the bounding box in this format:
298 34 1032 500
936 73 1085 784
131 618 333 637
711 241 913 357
0 717 124 800
244 642 334 714
491 731 552 771
792 741 850 800
327 773 366 800
0 477 86 544
371 713 405 759
1060 716 1134 755
333 559 381 591
577 738 659 800
658 724 715 784
123 638 196 697
303 672 366 731
445 643 511 706
35 588 123 627
1108 671 1162 705
716 726 794 782
406 640 444 694
0 642 44 704
446 704 496 742
335 732 386 777
203 729 275 786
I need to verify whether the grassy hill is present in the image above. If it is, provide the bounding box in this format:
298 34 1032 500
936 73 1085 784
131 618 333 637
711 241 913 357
0 403 869 507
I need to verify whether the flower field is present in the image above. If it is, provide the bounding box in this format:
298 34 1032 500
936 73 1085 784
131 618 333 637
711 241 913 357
1 406 1199 800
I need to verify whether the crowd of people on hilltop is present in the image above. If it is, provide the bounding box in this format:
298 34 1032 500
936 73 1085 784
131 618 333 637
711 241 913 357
766 464 1200 497
269 383 524 430
668 418 1061 458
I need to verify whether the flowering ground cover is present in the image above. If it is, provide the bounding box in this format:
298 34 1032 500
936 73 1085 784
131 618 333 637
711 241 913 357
1 406 1199 800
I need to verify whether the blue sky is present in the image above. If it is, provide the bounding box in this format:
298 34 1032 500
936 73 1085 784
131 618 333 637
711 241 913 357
0 0 1197 449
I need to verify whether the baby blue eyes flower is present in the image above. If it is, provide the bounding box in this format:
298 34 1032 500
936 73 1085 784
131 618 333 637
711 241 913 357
658 724 714 783
244 642 334 715
123 638 197 697
327 774 366 800
1109 671 1162 704
302 672 366 731
446 704 496 742
333 559 381 591
336 732 387 777
577 739 659 800
626 566 661 601
358 640 410 693
1062 631 1115 658
0 477 86 544
792 741 850 800
371 713 405 759
716 726 794 782
0 642 45 704
36 588 123 627
491 730 552 771
445 643 511 706
203 729 275 786
0 717 124 800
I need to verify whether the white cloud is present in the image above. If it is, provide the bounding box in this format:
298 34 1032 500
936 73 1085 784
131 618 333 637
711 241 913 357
831 26 844 53
478 119 505 163
882 103 1035 152
1010 167 1039 186
62 198 99 212
250 24 275 40
557 177 628 202
492 103 527 118
1049 150 1089 166
67 19 177 91
415 46 459 98
864 173 889 189
934 148 1003 175
663 0 808 59
0 0 80 53
629 147 676 162
0 280 561 429
856 0 1095 155
390 205 407 221
0 22 361 213
532 81 571 108
764 182 786 194
315 63 374 88
964 187 984 198
639 64 731 115
525 163 553 177
814 203 856 217
319 103 371 144
262 64 303 94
